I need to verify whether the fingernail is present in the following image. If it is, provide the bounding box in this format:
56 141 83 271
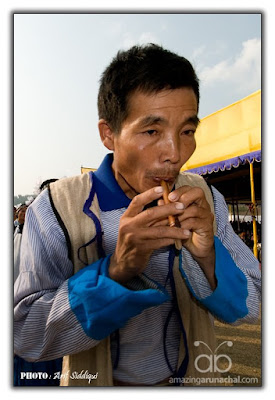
168 192 177 201
154 186 164 193
175 202 184 210
183 229 191 236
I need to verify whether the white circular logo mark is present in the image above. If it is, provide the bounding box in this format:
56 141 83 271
194 340 233 373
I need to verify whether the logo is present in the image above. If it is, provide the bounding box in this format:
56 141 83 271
194 340 233 373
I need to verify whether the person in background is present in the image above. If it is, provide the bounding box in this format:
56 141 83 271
14 204 28 282
13 206 17 232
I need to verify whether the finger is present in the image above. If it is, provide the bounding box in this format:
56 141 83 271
134 201 185 227
167 185 192 202
124 186 164 217
169 186 210 210
138 238 177 251
151 218 171 227
177 204 212 223
137 225 192 241
180 217 214 236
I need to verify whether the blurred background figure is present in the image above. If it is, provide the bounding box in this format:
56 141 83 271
13 206 17 232
14 204 28 282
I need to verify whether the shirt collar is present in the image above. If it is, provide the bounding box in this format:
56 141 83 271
92 153 131 211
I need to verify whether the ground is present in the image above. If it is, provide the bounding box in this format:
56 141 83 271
214 312 261 386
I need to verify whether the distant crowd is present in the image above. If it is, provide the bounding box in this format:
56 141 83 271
230 219 262 262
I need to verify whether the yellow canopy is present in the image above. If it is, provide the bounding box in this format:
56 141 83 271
81 167 97 174
182 90 261 172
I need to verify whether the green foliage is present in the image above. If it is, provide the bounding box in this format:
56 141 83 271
14 194 33 207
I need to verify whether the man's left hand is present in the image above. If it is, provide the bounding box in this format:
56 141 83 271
160 185 217 290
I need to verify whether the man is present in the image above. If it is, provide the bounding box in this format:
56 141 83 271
13 206 17 232
14 204 28 282
14 44 261 387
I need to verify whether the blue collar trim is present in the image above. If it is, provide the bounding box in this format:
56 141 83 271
92 153 131 211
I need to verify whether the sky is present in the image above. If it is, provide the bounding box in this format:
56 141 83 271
13 12 261 196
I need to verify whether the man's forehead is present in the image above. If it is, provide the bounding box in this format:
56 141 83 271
137 113 200 128
129 87 198 108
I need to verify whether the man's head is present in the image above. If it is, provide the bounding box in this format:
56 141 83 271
16 204 28 225
98 44 199 134
98 44 200 198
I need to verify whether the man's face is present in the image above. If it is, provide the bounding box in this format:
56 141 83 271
17 205 27 225
109 87 198 198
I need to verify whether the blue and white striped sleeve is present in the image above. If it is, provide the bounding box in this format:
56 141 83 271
13 190 101 362
179 185 261 325
14 189 169 362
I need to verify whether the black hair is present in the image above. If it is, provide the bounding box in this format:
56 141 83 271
97 43 200 133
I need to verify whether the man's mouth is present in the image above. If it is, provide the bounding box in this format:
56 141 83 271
145 169 179 189
152 176 176 184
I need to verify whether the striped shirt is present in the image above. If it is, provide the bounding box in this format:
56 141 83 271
14 169 261 385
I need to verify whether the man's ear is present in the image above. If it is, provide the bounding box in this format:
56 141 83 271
98 119 115 151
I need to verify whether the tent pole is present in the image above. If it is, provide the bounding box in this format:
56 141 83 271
232 199 235 222
236 200 240 232
229 203 232 222
249 162 258 258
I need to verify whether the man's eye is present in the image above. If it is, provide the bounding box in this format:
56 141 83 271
145 130 157 135
183 130 195 136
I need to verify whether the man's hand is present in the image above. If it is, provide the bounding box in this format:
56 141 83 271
166 185 216 289
108 186 191 284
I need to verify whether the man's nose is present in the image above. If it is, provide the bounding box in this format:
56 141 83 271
159 134 181 164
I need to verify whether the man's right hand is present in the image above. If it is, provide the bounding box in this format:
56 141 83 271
108 185 189 284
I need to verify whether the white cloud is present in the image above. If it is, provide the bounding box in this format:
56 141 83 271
138 31 160 45
199 38 261 93
160 22 167 31
191 45 206 61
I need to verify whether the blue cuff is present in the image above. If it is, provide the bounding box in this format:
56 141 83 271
68 255 169 340
179 236 249 323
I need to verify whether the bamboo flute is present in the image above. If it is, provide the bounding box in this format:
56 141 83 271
160 180 182 251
